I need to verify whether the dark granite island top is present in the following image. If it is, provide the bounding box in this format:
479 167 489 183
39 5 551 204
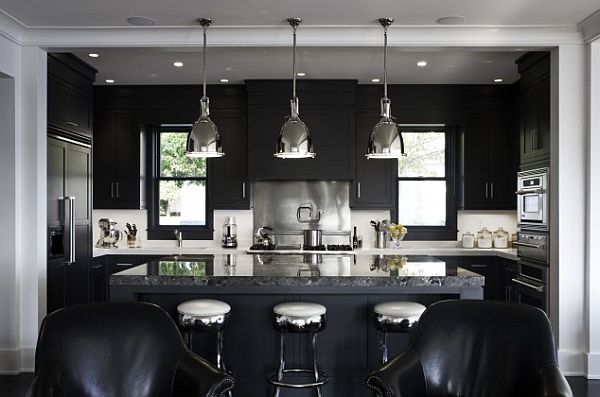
109 254 483 397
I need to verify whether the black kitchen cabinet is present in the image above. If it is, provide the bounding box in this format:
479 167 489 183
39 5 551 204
47 136 93 312
208 110 249 209
246 80 356 180
352 114 397 209
47 54 96 137
462 110 517 210
497 258 518 303
93 111 142 209
459 257 498 300
516 52 551 168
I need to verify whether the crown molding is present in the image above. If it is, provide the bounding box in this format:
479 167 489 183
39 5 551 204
19 25 583 49
579 9 600 42
0 10 25 44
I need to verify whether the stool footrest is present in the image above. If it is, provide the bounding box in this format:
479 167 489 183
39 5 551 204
268 369 328 388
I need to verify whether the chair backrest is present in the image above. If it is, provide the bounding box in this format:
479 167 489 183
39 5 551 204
410 300 558 397
34 302 186 397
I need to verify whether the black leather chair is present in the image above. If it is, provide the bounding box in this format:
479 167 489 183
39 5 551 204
366 300 572 397
28 302 235 397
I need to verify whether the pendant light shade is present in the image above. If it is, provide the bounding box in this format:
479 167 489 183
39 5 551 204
366 18 406 160
274 18 315 159
186 18 224 158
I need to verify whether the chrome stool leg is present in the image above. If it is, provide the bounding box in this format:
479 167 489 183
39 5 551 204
312 332 322 397
272 333 286 397
380 332 388 364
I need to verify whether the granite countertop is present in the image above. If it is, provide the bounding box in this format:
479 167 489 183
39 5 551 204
110 254 484 288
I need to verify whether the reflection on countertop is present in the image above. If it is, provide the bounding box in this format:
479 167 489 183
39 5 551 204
110 254 484 289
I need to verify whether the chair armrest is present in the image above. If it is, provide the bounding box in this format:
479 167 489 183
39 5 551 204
26 376 66 397
172 351 235 397
365 350 426 397
533 365 573 397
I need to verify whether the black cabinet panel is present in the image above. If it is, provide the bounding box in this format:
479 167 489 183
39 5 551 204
463 113 490 209
352 114 396 209
497 258 518 303
459 257 498 300
93 111 141 209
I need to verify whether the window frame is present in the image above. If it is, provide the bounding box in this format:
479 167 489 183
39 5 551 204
146 125 213 240
392 125 458 240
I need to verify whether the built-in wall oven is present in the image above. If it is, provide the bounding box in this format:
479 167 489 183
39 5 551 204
516 167 549 231
512 230 549 312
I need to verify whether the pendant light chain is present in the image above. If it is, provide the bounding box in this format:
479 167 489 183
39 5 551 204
202 23 207 99
383 24 388 100
292 23 297 99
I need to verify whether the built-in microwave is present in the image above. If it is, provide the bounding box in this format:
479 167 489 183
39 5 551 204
516 167 549 231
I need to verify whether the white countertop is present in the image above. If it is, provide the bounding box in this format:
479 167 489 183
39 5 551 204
94 242 518 261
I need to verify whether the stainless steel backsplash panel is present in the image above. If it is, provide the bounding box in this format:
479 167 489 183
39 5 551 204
252 181 350 244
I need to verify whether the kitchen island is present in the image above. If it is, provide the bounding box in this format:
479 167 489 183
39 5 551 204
110 254 483 397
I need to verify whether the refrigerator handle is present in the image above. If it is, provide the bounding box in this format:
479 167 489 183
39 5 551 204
60 196 76 265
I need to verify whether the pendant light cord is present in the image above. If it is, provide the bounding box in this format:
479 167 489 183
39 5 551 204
202 24 207 100
292 23 297 99
383 24 388 99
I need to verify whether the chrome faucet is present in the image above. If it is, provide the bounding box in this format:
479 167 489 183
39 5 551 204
174 229 183 248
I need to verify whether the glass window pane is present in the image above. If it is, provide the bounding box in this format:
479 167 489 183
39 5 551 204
159 180 206 226
398 132 445 177
398 180 446 226
160 132 207 177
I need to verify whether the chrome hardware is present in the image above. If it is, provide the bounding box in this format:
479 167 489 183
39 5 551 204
242 182 246 199
115 182 120 199
357 182 361 198
490 182 494 198
516 188 546 195
174 229 183 247
110 182 115 198
513 241 544 249
60 196 76 265
64 121 79 127
485 182 489 199
512 277 544 293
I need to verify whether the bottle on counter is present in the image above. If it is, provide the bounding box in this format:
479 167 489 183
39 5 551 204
352 226 358 250
461 232 475 248
476 227 493 249
493 227 509 248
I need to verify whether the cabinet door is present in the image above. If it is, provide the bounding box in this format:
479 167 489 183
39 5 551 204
90 257 107 303
521 77 550 164
93 112 116 208
47 137 67 225
352 114 396 209
459 257 497 300
462 113 490 209
47 78 93 136
498 258 518 302
209 111 249 209
113 112 141 208
487 111 517 209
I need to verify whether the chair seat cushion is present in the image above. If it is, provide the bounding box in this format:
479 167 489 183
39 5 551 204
374 301 426 318
273 302 326 318
177 299 231 317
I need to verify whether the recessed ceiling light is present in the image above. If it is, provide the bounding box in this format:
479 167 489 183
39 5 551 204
88 53 99 58
126 16 157 26
494 78 504 83
371 78 381 83
220 78 229 83
417 60 428 67
435 16 465 25
173 61 184 67
105 79 115 84
296 72 306 77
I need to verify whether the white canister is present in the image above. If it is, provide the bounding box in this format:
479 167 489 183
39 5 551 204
476 227 493 249
461 232 475 248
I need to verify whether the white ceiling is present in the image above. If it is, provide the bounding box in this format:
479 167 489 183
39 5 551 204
4 0 596 85
1 0 598 27
71 47 524 85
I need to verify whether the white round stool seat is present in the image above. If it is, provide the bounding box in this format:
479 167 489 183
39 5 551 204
273 302 326 318
178 299 231 317
374 301 426 318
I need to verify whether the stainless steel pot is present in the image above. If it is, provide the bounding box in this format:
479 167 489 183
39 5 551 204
303 229 322 247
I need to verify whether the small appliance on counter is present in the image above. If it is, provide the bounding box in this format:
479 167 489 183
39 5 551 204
222 216 238 248
96 218 122 248
250 226 276 250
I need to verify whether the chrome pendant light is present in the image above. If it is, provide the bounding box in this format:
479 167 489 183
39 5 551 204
186 18 224 158
366 18 406 159
274 18 315 159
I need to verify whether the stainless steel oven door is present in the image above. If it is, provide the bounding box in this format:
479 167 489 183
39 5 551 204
517 191 547 227
514 231 548 264
511 260 548 313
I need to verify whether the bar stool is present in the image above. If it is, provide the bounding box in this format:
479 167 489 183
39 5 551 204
268 302 328 397
373 301 426 364
177 299 232 390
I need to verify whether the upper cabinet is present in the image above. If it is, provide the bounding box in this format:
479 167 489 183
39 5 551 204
246 80 356 180
48 54 97 138
462 109 518 210
516 52 551 169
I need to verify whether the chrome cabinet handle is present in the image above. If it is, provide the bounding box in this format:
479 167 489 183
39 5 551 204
60 196 76 265
485 182 489 199
515 188 546 195
242 182 246 199
64 121 79 127
110 182 114 199
512 277 544 293
115 182 120 199
490 182 494 199
470 264 488 268
357 182 361 199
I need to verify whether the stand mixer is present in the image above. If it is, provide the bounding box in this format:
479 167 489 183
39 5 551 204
96 218 122 248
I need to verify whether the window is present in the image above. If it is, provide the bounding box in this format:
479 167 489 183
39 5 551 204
395 125 457 240
147 125 213 239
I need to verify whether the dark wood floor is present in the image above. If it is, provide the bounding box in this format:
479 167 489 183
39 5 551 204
1 373 598 396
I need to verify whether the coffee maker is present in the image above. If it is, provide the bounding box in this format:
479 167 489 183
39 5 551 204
96 218 122 248
222 216 238 248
